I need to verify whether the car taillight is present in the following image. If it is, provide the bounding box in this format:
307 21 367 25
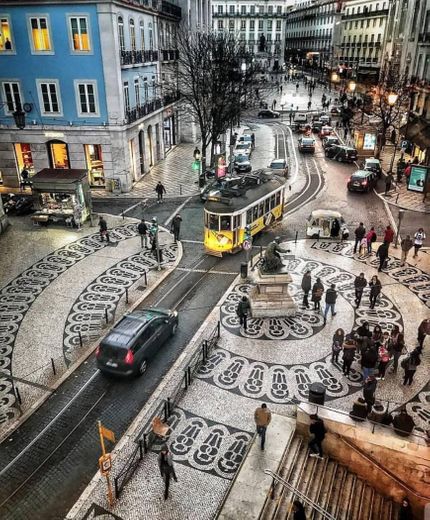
362 180 368 186
124 350 134 365
95 345 101 357
348 177 352 183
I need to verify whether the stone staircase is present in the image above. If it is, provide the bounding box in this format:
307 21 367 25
260 434 400 520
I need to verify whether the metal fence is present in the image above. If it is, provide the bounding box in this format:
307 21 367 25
114 440 144 498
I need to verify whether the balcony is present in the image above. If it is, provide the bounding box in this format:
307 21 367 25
341 9 389 20
125 98 163 124
163 91 181 106
120 49 159 66
418 32 429 43
161 49 179 62
161 0 181 19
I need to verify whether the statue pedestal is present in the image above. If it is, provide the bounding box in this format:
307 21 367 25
249 267 297 318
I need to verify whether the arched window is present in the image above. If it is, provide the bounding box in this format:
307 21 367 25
140 20 145 51
149 22 153 50
118 16 125 51
130 18 136 51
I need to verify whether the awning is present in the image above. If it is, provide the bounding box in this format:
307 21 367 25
31 168 88 191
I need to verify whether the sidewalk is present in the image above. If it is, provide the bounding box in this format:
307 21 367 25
68 239 430 520
0 216 181 438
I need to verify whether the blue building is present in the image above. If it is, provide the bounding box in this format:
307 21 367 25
0 0 183 191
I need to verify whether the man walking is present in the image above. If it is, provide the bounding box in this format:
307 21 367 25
385 172 394 195
376 241 389 272
354 272 367 307
383 225 394 246
400 235 413 266
158 444 177 500
155 181 166 203
137 218 148 248
301 270 311 309
254 403 272 450
323 284 337 324
98 216 110 243
170 214 182 242
308 414 326 459
237 295 251 331
354 222 366 254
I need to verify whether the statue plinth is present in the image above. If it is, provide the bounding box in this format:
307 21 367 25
248 266 297 318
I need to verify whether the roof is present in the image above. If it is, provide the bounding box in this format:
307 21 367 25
32 169 87 183
204 175 285 215
310 209 343 218
351 170 372 177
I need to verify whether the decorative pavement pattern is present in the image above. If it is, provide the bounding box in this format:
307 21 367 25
0 224 177 427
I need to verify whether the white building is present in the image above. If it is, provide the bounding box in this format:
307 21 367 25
212 0 291 70
284 0 341 71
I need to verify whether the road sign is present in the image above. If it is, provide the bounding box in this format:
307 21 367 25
99 453 112 475
243 240 252 250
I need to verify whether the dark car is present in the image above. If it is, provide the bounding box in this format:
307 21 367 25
96 309 178 376
234 156 252 173
268 158 288 177
325 145 358 163
347 170 377 192
322 136 340 150
312 121 323 133
298 137 316 153
258 109 280 118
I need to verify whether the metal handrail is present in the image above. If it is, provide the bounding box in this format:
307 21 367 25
264 469 337 520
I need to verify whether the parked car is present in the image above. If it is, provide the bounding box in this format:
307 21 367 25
268 158 288 177
258 109 280 118
239 134 253 145
294 113 308 123
312 121 323 134
325 145 358 163
322 136 340 150
234 142 251 157
319 125 333 138
347 170 377 192
234 155 252 173
298 136 316 153
363 157 382 178
96 309 178 376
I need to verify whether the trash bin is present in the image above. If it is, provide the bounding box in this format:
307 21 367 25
308 382 326 405
240 262 248 279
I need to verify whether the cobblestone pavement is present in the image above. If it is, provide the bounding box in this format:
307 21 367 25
0 216 179 436
69 239 429 520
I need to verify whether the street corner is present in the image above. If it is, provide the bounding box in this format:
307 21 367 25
0 216 182 437
193 239 430 433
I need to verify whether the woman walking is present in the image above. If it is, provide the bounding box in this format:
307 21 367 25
332 328 344 364
402 348 421 385
342 335 356 377
311 277 324 311
368 275 382 309
377 339 391 380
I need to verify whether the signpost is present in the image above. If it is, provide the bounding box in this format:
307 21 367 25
98 421 116 508
243 225 253 266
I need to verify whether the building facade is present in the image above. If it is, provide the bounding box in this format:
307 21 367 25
0 0 183 192
337 0 391 83
284 0 341 71
212 0 289 70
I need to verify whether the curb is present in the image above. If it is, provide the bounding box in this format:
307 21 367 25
373 188 430 214
0 227 183 445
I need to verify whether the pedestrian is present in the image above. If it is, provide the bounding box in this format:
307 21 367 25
389 325 405 373
150 217 162 262
311 277 324 311
308 414 326 459
413 227 426 258
371 324 383 345
272 99 277 110
158 444 178 500
236 295 251 331
155 181 166 203
400 235 413 266
353 222 366 253
323 283 337 323
280 85 283 94
137 218 148 248
398 497 413 519
193 147 201 161
363 375 377 413
358 235 368 256
254 403 272 450
98 216 110 243
417 318 430 347
383 225 394 245
20 167 30 191
402 349 421 385
376 241 389 271
354 272 367 307
307 100 312 110
385 172 394 195
251 132 255 148
368 275 382 309
292 500 307 520
366 227 377 254
331 328 344 364
356 321 372 352
360 344 378 381
296 82 299 91
392 409 415 438
377 338 391 380
170 214 182 242
301 270 312 309
331 218 340 238
73 202 83 231
342 334 356 376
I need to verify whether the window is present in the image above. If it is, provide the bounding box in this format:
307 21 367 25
218 20 224 30
250 20 255 30
268 6 273 14
229 5 234 14
75 81 99 116
277 6 282 15
1 81 21 113
220 216 231 230
118 16 125 51
258 20 263 30
208 214 219 230
241 20 246 30
241 5 246 14
0 16 13 52
37 80 61 114
134 78 140 106
229 20 235 30
217 5 223 14
149 22 153 50
276 20 281 31
69 16 90 52
143 79 148 99
29 16 52 52
140 21 145 51
123 82 130 113
130 19 136 50
250 5 255 15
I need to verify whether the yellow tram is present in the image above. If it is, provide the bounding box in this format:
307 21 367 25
203 174 286 256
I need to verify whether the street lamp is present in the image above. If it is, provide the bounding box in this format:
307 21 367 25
348 80 356 93
387 92 399 172
387 92 398 106
0 102 32 129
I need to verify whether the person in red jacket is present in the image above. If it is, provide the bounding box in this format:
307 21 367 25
383 225 394 245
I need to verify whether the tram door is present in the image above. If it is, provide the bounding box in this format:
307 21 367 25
232 215 241 247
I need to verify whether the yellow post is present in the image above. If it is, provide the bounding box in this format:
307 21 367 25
98 421 115 508
98 421 106 456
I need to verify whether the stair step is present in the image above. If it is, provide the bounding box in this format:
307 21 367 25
285 457 319 520
379 498 393 520
358 484 375 520
312 461 338 520
337 472 356 520
348 478 365 519
303 456 330 518
326 465 347 517
371 492 383 519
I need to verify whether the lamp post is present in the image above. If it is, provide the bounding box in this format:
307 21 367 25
0 102 32 129
394 209 405 248
387 92 399 173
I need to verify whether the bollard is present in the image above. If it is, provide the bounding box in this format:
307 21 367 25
143 433 148 453
167 397 172 417
122 211 125 220
180 185 183 196
105 308 109 324
259 245 263 258
184 368 189 389
51 357 56 375
125 287 129 304
138 439 143 459
163 400 169 422
78 330 83 347
217 321 221 338
295 230 298 244
15 386 22 405
144 270 148 287
289 185 292 191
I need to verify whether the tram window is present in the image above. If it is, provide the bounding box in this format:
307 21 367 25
270 194 276 209
220 216 231 230
233 215 240 229
258 202 264 218
276 192 281 206
264 198 270 213
208 214 219 230
252 205 259 221
246 209 253 224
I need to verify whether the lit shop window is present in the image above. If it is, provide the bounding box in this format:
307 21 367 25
70 17 90 52
30 17 52 52
0 17 13 51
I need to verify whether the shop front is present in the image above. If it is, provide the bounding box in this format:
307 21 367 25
30 168 92 227
163 108 176 152
84 144 105 187
14 143 35 178
47 140 70 169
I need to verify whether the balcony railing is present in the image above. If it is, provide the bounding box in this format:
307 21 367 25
163 91 181 106
341 9 388 20
161 49 179 62
125 91 180 124
120 49 159 66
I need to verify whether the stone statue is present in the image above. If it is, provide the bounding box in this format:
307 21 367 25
262 237 288 273
259 34 266 52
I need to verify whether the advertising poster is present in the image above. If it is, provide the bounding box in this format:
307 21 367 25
363 133 376 151
408 165 429 193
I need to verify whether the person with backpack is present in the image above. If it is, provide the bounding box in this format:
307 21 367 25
301 270 312 309
311 278 324 311
360 344 378 381
376 241 389 272
98 216 110 243
353 223 366 254
155 181 166 203
323 284 337 323
331 328 344 364
170 214 182 242
366 227 377 254
254 403 272 450
389 325 405 373
402 349 421 385
236 295 251 331
377 338 391 380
